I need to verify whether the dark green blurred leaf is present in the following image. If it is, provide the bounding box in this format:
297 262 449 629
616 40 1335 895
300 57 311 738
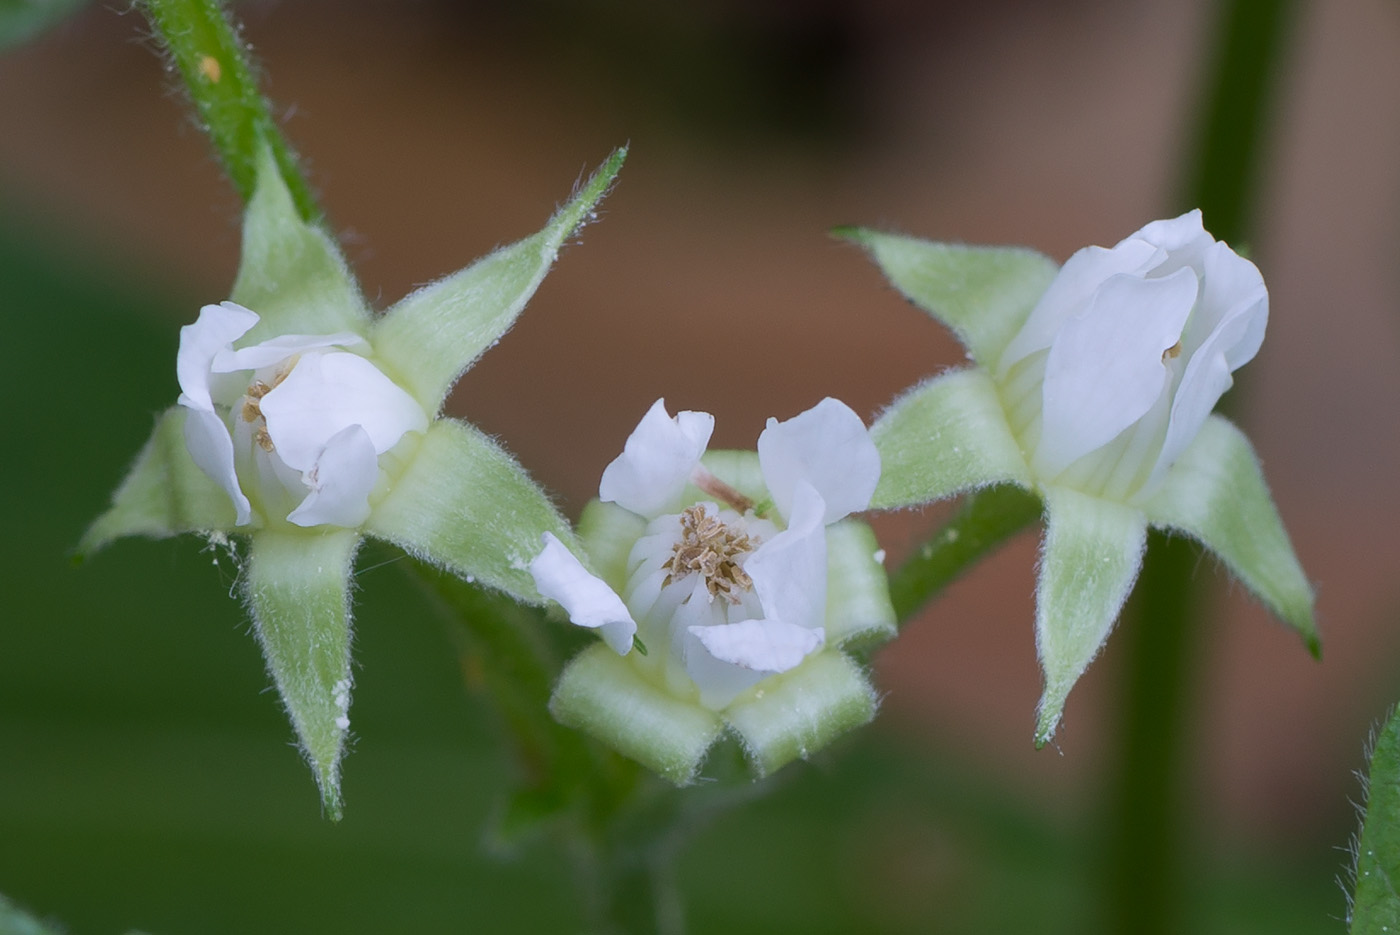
0 0 89 50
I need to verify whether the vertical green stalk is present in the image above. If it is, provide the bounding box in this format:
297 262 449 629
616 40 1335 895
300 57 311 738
1103 533 1201 935
142 0 321 223
1104 1 1298 932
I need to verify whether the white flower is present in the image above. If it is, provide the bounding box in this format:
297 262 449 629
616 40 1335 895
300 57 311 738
530 398 892 782
85 144 628 818
177 300 429 528
996 210 1267 502
846 210 1314 746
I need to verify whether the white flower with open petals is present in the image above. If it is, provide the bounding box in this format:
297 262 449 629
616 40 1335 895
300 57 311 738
83 144 627 817
843 210 1315 745
177 300 428 529
530 397 894 784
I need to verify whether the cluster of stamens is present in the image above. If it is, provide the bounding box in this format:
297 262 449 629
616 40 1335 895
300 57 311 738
239 362 295 452
663 505 756 603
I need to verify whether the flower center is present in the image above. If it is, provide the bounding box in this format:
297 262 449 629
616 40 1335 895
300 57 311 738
663 505 756 604
239 360 296 452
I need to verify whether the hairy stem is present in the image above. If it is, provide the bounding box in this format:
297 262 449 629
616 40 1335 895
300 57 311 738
889 485 1043 626
142 0 321 222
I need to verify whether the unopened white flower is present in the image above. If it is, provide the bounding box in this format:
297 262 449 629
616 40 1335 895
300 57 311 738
996 210 1267 502
177 300 429 529
844 211 1314 745
530 398 894 783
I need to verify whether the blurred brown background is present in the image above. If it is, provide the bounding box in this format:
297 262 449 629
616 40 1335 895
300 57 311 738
3 0 1398 871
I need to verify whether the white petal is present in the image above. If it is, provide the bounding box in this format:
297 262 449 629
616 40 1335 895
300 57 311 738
1186 240 1268 369
1134 210 1211 257
1148 273 1268 491
757 397 880 524
176 301 259 411
286 424 379 528
530 532 637 654
260 351 429 473
599 399 713 518
744 481 828 633
689 618 824 674
998 238 1161 373
212 331 367 373
181 406 252 525
685 618 825 709
1036 267 1199 476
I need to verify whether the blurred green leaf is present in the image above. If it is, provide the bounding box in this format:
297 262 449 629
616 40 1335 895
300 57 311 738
1350 707 1400 934
0 0 89 50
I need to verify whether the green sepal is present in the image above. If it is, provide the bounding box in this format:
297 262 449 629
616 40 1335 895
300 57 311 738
824 519 896 646
243 527 361 820
723 651 877 778
550 643 722 786
1143 415 1317 654
230 146 370 341
364 418 577 604
577 498 648 592
694 449 767 504
78 406 238 556
836 228 1057 367
1349 706 1400 934
1035 485 1147 746
870 368 1032 509
372 147 628 414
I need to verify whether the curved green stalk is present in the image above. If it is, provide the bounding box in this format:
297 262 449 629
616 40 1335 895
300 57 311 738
142 0 321 222
888 485 1042 625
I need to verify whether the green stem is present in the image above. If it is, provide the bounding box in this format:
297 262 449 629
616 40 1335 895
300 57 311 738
888 485 1043 625
141 0 321 222
1103 533 1202 935
1104 0 1298 931
1179 0 1299 245
402 561 631 817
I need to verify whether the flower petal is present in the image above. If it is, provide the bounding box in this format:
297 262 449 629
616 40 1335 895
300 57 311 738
286 424 379 528
757 397 880 525
1034 484 1147 746
1143 415 1316 652
373 147 627 414
685 619 824 710
869 368 1031 509
1036 267 1199 477
260 351 428 473
998 238 1161 374
599 399 714 518
576 498 650 593
231 147 371 341
176 301 259 411
550 643 723 786
243 527 362 820
364 418 578 604
1147 244 1268 488
1134 209 1212 259
79 407 242 555
530 532 638 654
744 481 828 633
836 228 1059 367
182 405 252 526
722 650 877 777
213 331 366 373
